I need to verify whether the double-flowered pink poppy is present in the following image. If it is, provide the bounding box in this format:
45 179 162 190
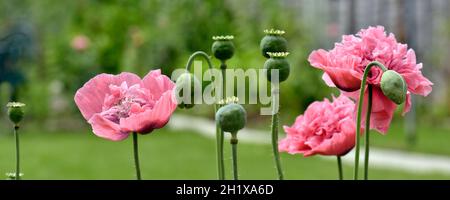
75 69 177 141
279 95 356 157
308 26 433 133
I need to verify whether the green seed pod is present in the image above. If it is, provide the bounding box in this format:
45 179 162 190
264 52 290 83
260 29 287 58
215 103 247 133
6 102 25 125
175 73 202 109
212 35 235 61
380 70 407 105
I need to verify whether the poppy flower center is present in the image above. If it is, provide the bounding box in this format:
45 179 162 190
101 82 155 124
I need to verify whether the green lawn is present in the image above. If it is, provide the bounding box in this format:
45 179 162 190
0 125 449 180
370 120 450 156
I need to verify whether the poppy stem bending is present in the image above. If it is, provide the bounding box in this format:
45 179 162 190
354 61 387 180
271 84 284 180
132 132 141 180
337 156 343 180
14 125 20 180
230 132 239 180
364 85 373 180
185 51 225 180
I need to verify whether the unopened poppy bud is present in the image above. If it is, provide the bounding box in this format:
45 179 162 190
215 103 247 133
264 52 290 83
260 29 288 58
6 102 25 125
380 70 407 105
175 73 202 109
212 35 235 61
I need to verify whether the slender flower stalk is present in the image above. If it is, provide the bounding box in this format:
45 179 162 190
271 84 284 180
14 125 20 180
354 61 387 180
184 51 224 179
364 85 373 180
132 132 141 180
263 52 290 180
337 156 343 180
230 132 239 180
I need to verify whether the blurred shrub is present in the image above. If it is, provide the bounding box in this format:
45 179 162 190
0 0 341 120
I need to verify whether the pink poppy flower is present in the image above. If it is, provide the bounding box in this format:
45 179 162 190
308 26 433 133
279 95 356 157
74 70 177 141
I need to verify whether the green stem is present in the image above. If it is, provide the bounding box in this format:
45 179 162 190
220 61 227 179
132 132 141 180
14 125 20 180
230 132 238 180
354 61 387 180
337 156 342 180
271 84 284 180
364 85 373 180
185 51 225 180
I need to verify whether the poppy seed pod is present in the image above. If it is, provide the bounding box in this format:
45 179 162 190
212 35 235 61
264 52 290 83
175 73 202 109
380 70 407 105
260 29 288 58
215 103 247 133
6 102 25 125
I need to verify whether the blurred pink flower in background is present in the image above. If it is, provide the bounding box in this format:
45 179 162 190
279 95 356 157
308 26 433 133
71 35 90 51
74 70 177 141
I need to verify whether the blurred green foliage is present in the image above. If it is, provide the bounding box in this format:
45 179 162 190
0 0 335 119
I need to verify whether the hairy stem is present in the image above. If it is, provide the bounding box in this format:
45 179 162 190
271 84 284 180
364 85 373 180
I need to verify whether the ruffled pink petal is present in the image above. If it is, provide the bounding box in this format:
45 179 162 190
308 49 329 69
323 68 361 92
322 73 336 87
311 119 355 156
279 126 311 155
402 92 412 116
401 70 433 96
142 69 175 99
120 91 177 134
112 72 142 86
88 114 129 141
74 72 141 120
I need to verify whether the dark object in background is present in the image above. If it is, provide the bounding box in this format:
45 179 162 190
0 25 31 102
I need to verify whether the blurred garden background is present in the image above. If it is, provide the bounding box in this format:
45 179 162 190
1 0 450 179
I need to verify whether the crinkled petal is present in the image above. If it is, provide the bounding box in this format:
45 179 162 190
74 72 141 120
142 69 175 99
120 91 177 134
88 114 129 141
